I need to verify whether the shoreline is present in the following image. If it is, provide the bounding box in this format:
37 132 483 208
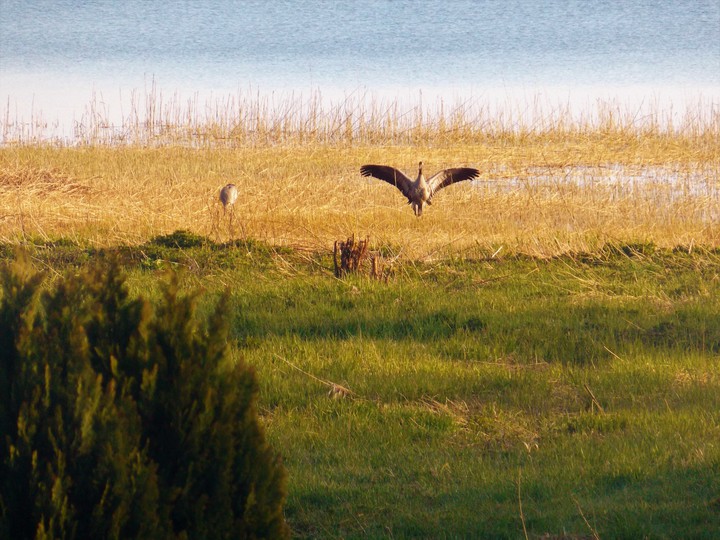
2 82 719 145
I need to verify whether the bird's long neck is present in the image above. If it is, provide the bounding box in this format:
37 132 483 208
417 161 424 183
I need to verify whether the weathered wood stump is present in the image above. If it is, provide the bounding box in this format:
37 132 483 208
333 235 369 278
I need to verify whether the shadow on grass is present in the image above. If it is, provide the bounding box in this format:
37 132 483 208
2 235 717 366
233 292 720 365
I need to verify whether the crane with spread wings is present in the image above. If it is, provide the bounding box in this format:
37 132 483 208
360 161 480 216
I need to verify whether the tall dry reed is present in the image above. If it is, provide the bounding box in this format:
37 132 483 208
3 86 719 147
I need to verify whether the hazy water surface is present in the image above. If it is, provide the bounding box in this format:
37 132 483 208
1 0 718 136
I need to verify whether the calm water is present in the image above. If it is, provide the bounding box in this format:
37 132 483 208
1 0 719 136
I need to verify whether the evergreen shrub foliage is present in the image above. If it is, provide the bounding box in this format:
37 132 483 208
0 255 289 539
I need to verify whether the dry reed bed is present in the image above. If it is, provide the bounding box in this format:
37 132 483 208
4 86 718 146
1 130 717 258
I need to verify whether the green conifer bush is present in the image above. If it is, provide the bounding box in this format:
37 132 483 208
0 255 289 539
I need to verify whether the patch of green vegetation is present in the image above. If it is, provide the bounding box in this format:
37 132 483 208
149 228 208 248
0 239 718 538
0 255 289 538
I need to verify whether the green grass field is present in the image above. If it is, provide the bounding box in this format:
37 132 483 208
7 236 719 538
1 92 719 537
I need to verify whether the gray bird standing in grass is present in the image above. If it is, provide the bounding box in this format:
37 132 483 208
219 183 238 211
360 161 480 216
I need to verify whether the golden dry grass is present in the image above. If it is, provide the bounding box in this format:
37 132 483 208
1 136 717 259
1 91 718 258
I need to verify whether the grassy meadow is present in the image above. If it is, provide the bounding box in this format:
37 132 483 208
1 94 720 537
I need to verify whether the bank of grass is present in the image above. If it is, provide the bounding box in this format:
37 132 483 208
4 236 719 538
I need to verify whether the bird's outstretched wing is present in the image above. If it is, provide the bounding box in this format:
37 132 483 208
427 167 480 196
360 165 414 201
